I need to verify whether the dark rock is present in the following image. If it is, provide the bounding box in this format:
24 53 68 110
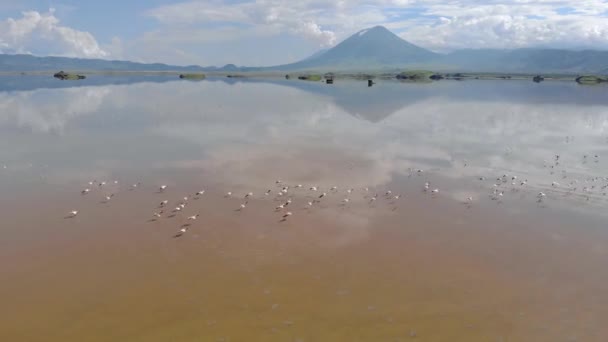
533 75 544 83
53 70 67 79
53 70 85 80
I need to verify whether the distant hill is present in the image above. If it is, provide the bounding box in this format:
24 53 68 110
1 25 608 73
272 26 438 70
274 26 608 73
442 48 608 73
0 54 213 72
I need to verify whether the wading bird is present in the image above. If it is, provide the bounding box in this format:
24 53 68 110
174 227 188 238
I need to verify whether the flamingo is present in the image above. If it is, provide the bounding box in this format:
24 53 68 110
174 227 188 238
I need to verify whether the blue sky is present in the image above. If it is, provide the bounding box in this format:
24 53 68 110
1 0 607 66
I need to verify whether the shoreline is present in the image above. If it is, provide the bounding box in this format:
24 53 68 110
0 70 603 83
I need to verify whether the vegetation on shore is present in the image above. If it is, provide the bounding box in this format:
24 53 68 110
36 69 607 86
575 75 607 84
395 70 435 81
53 71 85 80
297 74 322 81
179 73 206 79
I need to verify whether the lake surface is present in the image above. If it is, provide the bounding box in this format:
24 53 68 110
1 76 608 341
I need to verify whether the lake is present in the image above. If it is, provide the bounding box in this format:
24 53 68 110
1 76 608 341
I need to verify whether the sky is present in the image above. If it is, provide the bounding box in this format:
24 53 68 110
0 0 607 66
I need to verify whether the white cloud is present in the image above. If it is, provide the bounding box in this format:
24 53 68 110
293 21 336 47
401 1 608 51
0 9 107 58
0 1 606 65
145 1 345 47
140 0 608 65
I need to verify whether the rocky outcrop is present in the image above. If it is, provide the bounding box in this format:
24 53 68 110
576 75 607 84
533 75 544 83
179 73 206 79
53 71 85 80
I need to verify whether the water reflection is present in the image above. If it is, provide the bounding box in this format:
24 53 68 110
1 77 607 214
3 76 608 342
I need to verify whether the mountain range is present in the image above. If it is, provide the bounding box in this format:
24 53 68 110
1 26 607 74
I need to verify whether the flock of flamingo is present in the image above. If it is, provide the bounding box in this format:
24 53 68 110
58 148 608 239
67 178 419 238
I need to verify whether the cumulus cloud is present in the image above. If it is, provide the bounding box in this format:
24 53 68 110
0 9 107 58
146 1 342 47
293 21 336 47
143 0 608 64
401 1 608 50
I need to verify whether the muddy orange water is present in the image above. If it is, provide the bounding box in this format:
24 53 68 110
1 77 608 341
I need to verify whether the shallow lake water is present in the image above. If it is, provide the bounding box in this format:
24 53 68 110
1 76 608 341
